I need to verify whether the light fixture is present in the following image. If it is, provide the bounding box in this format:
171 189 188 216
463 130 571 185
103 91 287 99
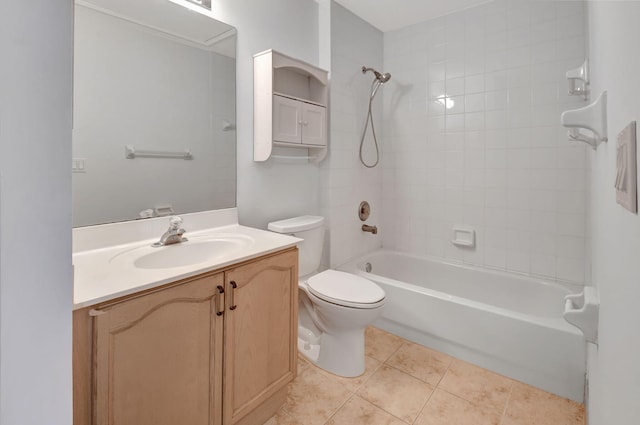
180 0 212 11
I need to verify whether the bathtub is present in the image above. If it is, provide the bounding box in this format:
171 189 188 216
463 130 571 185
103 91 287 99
338 249 586 402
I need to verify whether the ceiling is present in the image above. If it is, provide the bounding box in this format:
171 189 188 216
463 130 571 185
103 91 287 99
334 0 490 32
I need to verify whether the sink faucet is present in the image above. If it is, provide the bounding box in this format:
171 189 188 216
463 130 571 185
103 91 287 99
362 224 378 235
153 216 188 247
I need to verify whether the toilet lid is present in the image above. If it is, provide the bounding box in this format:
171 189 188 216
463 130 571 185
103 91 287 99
307 270 385 307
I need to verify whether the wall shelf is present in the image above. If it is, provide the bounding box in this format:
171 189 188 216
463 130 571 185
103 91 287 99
253 49 329 163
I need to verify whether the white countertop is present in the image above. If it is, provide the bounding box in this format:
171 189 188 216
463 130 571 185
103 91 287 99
73 210 301 310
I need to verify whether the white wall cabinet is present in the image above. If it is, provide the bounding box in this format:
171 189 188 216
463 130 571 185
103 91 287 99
254 49 328 162
273 95 326 146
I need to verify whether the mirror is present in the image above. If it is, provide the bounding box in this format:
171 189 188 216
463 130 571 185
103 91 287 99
72 0 236 227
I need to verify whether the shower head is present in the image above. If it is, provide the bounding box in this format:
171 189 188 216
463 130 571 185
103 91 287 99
362 66 391 83
378 72 392 83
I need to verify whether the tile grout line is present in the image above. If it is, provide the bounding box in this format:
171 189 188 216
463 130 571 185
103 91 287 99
322 390 360 425
383 339 443 425
498 381 515 425
352 357 384 392
410 382 437 425
433 356 455 388
359 394 414 425
382 360 444 388
437 357 518 418
319 331 394 425
372 338 432 424
379 339 406 364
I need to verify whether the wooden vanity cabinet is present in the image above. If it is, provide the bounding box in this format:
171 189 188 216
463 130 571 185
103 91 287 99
94 273 225 425
73 248 298 425
223 250 298 425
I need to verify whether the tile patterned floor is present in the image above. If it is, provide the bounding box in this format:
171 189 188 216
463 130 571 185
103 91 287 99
264 327 585 425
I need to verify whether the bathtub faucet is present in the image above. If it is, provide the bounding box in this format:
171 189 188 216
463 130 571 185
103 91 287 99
362 224 378 235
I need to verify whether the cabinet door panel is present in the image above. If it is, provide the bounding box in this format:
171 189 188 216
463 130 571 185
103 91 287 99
224 250 298 424
301 103 326 146
94 274 224 425
273 95 302 144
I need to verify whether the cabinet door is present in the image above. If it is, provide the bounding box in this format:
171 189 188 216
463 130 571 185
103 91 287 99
94 274 225 425
223 249 298 425
273 95 302 144
301 103 326 146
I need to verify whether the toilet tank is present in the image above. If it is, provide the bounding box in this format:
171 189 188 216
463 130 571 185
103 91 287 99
268 215 325 277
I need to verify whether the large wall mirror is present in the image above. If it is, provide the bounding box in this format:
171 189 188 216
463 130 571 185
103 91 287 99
73 0 236 227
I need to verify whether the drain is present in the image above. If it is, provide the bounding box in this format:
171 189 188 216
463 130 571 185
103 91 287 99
365 262 372 273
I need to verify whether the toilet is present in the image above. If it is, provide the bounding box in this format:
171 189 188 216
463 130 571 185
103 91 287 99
268 215 385 377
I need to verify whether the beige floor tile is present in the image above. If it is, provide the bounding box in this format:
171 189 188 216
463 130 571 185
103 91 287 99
357 364 434 423
386 342 453 386
325 395 407 425
282 366 352 425
263 407 303 425
365 327 404 362
414 389 502 425
502 382 585 425
438 359 513 413
323 356 382 393
282 331 582 425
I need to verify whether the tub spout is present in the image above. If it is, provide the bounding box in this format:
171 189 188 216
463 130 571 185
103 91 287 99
362 224 378 235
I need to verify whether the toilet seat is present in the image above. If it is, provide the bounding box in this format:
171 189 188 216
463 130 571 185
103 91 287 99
307 270 385 309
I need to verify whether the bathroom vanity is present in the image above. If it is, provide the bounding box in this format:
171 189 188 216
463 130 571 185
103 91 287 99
73 210 300 425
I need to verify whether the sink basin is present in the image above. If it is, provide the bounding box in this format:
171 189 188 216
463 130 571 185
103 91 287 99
110 234 254 270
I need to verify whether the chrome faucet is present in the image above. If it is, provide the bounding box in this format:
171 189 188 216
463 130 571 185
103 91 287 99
153 216 188 247
362 224 378 235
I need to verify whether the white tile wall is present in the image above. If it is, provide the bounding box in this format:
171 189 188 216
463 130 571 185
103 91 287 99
381 0 589 283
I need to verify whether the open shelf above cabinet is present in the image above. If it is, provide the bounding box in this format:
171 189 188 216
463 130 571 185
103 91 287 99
254 49 329 162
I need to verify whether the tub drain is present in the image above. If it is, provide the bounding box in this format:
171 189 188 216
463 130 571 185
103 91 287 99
365 262 372 273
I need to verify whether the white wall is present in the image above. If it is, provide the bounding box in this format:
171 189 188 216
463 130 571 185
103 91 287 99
323 2 384 267
0 1 73 424
382 0 589 284
209 0 322 229
586 2 640 424
73 6 236 226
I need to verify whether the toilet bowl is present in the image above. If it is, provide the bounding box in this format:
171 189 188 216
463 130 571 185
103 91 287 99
268 216 385 377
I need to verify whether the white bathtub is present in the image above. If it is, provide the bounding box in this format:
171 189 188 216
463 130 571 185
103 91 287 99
338 249 586 402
